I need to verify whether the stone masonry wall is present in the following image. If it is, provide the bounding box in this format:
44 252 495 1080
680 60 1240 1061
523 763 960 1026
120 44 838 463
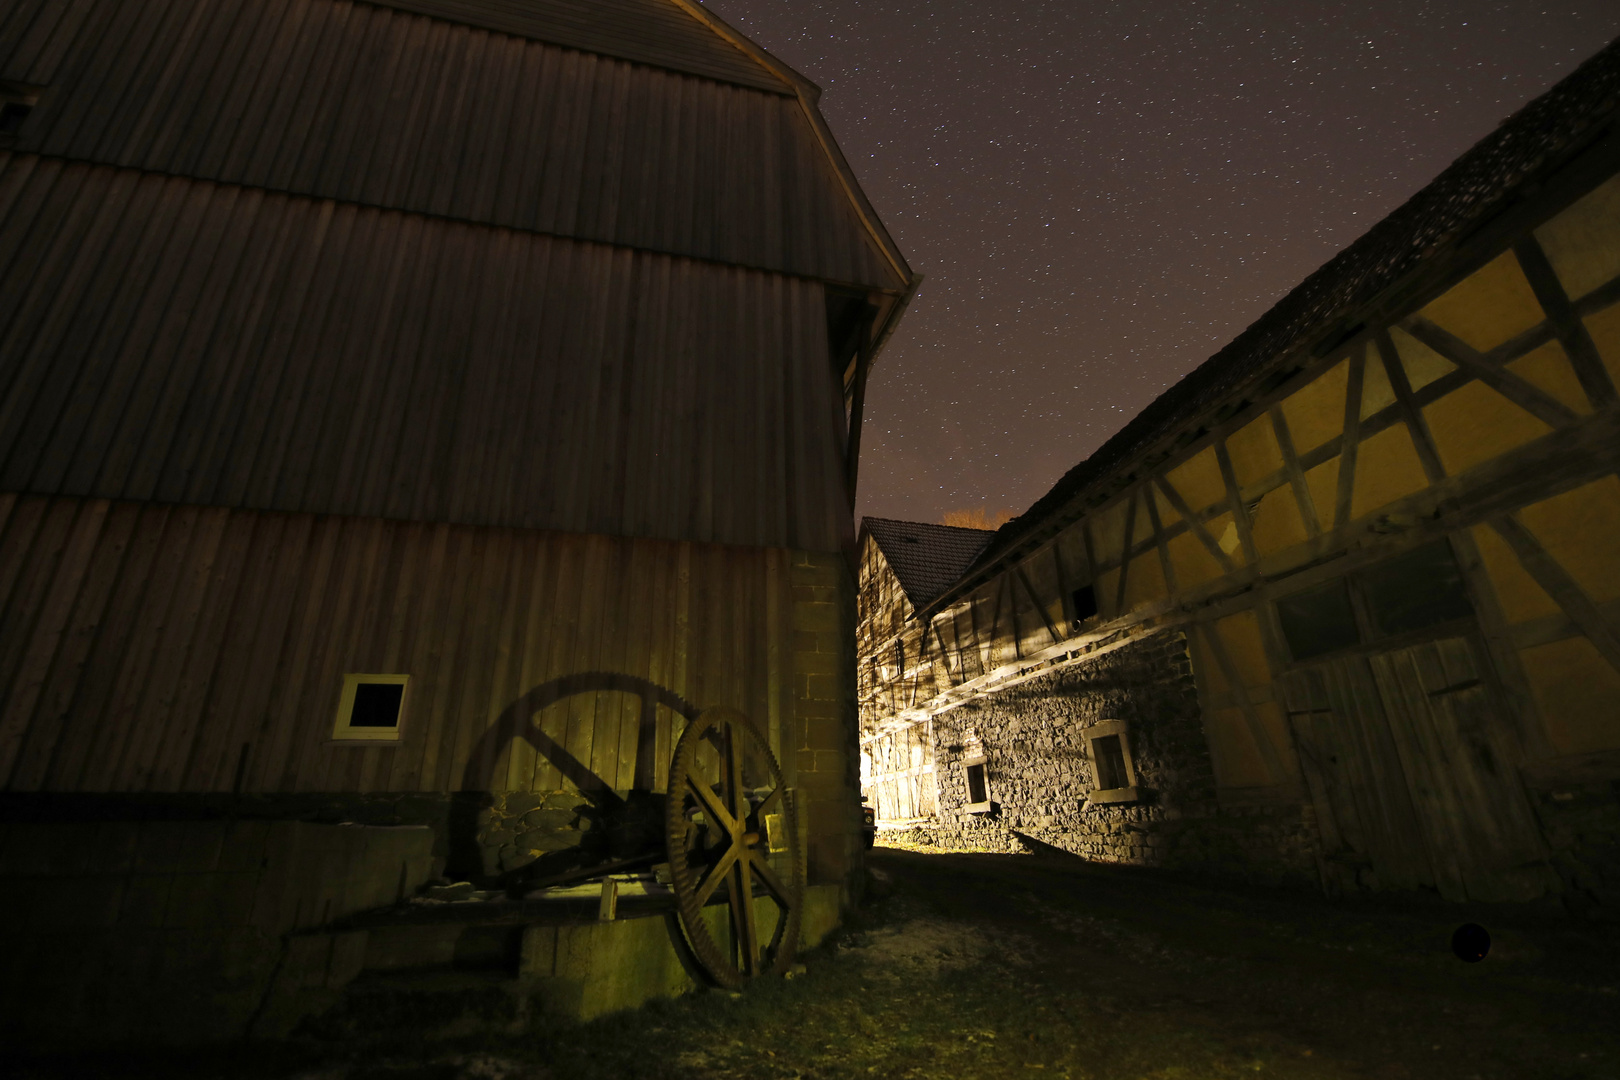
925 630 1320 888
790 550 863 901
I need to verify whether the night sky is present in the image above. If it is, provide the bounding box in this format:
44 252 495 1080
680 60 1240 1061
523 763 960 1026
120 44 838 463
701 0 1620 527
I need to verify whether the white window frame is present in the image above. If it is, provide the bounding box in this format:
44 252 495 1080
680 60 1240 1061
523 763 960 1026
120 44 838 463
331 673 411 743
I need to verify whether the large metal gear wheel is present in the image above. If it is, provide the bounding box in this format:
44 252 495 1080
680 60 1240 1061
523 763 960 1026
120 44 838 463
664 706 804 988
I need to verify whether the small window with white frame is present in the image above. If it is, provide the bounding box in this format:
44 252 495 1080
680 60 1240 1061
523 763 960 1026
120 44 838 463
1082 719 1139 805
961 753 992 813
331 673 410 742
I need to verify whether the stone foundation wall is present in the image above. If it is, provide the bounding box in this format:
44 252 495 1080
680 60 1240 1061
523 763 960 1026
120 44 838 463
924 630 1320 888
1528 768 1620 920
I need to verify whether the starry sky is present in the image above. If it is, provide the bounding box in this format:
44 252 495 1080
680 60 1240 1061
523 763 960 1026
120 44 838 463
700 0 1620 527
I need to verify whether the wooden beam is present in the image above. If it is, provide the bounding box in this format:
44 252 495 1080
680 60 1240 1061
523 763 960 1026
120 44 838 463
1489 514 1620 678
1014 564 1063 646
1141 479 1178 596
1195 622 1289 783
1268 405 1320 537
1333 349 1365 530
1402 317 1581 428
1214 441 1258 566
1375 330 1445 484
1113 488 1138 616
1154 476 1236 573
1513 236 1619 409
843 326 873 509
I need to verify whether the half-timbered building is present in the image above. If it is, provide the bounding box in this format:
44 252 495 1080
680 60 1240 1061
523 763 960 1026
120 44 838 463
856 518 994 826
860 38 1620 909
0 0 913 1042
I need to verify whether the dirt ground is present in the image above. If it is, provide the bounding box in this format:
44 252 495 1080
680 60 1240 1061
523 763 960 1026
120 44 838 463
17 844 1620 1079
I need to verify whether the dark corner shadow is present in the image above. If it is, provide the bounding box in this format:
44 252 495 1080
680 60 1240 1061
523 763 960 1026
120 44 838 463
449 672 701 884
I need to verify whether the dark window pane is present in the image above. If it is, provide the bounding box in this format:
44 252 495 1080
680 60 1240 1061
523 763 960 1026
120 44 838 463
1072 585 1099 621
0 103 30 135
1277 577 1359 661
1361 540 1473 636
1093 734 1127 790
350 682 404 727
966 762 987 804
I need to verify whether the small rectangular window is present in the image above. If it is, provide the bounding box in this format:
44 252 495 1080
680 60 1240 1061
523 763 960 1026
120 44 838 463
1072 584 1099 622
1359 540 1472 636
965 762 987 804
1277 577 1360 661
1082 719 1139 804
1092 734 1127 790
961 755 991 812
332 673 409 742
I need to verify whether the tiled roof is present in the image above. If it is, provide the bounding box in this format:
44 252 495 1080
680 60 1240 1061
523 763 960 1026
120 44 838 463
952 34 1620 597
863 518 997 610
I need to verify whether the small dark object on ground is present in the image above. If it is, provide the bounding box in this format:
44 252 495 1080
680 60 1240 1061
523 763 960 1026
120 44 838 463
861 804 877 849
1452 922 1491 962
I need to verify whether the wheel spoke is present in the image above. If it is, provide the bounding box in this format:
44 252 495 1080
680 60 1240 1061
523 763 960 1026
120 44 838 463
748 849 795 907
693 844 740 907
754 784 784 820
687 775 737 835
731 845 760 975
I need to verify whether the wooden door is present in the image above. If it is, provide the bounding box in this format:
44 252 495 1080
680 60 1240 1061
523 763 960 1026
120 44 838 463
1282 637 1553 902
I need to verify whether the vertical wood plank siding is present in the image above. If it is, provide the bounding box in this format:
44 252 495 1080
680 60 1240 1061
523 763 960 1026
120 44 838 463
0 0 898 289
0 156 853 551
0 494 796 795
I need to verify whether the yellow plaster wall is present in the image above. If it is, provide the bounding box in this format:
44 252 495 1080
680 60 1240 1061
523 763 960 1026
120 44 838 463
1131 495 1158 549
1191 628 1228 695
1517 475 1620 604
1304 457 1338 528
1226 416 1283 488
1123 551 1168 611
1505 340 1592 414
1210 511 1243 562
1166 447 1228 514
1470 524 1561 624
1520 636 1620 754
1535 171 1620 302
1205 707 1275 787
1152 484 1180 525
1361 348 1397 419
1091 498 1131 568
1279 359 1347 455
1166 529 1224 591
1350 424 1428 519
1423 381 1552 476
1213 610 1272 688
1418 250 1546 352
1249 484 1309 556
1096 567 1121 619
1390 328 1456 392
1579 303 1620 388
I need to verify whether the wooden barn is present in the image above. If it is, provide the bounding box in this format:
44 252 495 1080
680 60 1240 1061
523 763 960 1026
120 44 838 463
859 38 1620 910
0 0 914 1042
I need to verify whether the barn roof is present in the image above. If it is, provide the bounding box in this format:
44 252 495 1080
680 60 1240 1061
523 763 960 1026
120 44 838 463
931 33 1620 611
373 0 790 93
365 0 912 289
863 518 997 611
